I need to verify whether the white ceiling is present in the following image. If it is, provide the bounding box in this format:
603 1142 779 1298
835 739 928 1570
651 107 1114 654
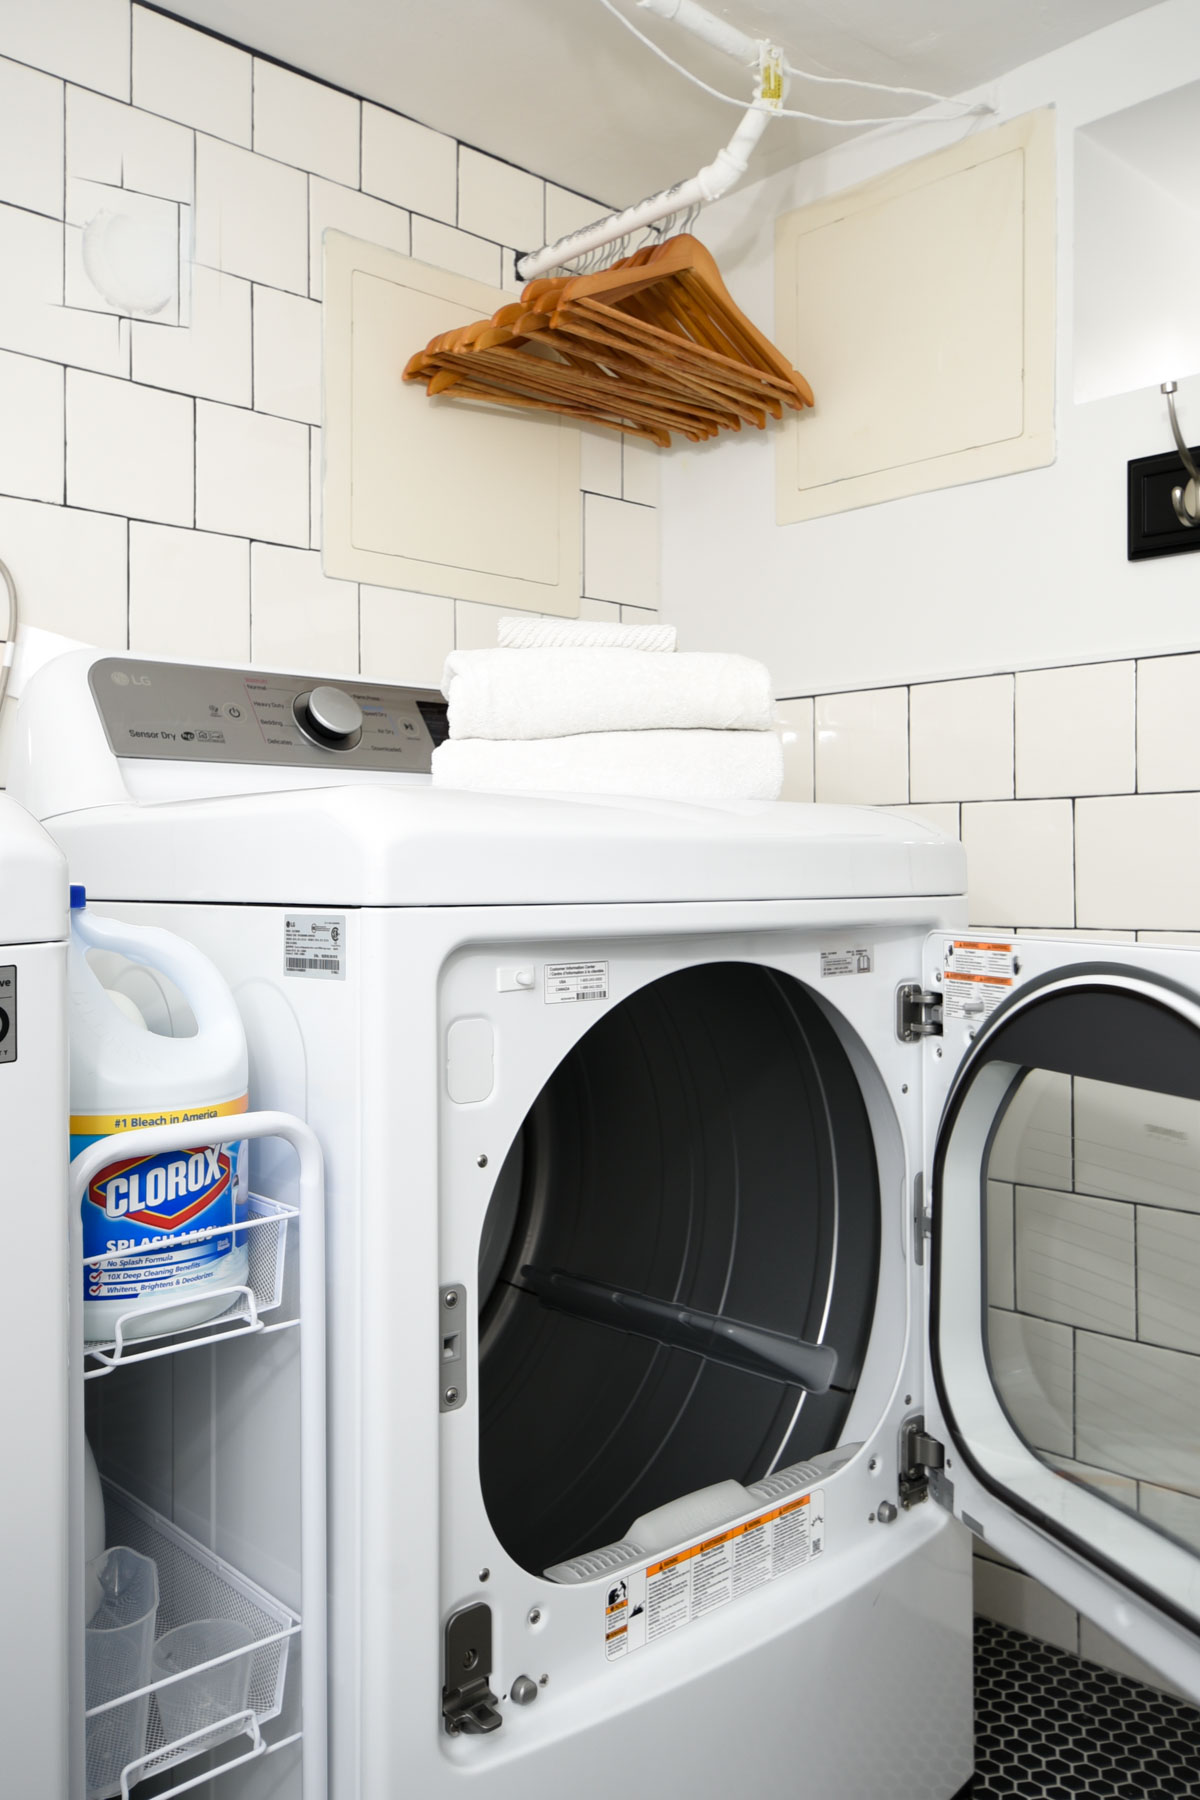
171 0 1163 212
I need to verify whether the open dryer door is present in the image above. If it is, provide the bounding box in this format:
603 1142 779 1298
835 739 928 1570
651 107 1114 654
922 932 1200 1703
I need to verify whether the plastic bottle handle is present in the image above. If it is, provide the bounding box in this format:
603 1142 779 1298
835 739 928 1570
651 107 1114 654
71 907 241 1042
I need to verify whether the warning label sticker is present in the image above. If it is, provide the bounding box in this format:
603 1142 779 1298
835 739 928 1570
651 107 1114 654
544 961 608 1005
942 938 1015 1022
604 1488 824 1661
283 913 346 979
820 947 873 977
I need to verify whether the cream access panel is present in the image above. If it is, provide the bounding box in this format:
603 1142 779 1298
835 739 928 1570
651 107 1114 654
322 233 581 614
775 110 1055 523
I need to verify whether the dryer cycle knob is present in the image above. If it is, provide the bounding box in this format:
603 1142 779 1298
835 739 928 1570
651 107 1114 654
294 684 364 749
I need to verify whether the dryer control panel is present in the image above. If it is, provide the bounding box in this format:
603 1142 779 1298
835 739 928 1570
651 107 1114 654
89 657 448 772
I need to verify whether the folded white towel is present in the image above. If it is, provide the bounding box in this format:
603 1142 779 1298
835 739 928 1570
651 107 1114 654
431 729 783 803
497 615 676 652
442 648 773 740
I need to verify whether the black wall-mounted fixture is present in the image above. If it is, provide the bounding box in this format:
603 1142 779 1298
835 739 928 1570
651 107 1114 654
1128 381 1200 561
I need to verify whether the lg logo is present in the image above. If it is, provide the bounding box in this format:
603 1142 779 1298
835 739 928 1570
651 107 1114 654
110 670 151 687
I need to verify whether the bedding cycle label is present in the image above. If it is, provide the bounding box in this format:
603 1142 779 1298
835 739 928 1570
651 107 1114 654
604 1488 825 1661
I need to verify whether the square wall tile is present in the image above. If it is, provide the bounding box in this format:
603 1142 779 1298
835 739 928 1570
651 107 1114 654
1074 1076 1200 1212
1137 653 1200 792
1016 661 1134 797
622 438 660 507
360 586 454 688
544 185 605 244
67 87 192 203
1015 1185 1135 1336
1140 1482 1200 1555
776 698 814 803
583 494 658 608
973 1561 1078 1655
195 135 308 295
133 8 251 146
1137 1207 1200 1353
814 687 907 805
132 266 251 407
1076 1330 1200 1494
457 147 543 249
987 1070 1072 1191
410 216 498 287
0 352 63 502
129 523 249 661
2 0 129 99
361 106 456 223
0 202 125 376
1076 794 1200 929
961 800 1073 927
67 371 193 526
252 287 322 424
250 544 358 675
987 1179 1015 1308
195 402 309 546
0 57 63 218
309 179 411 299
0 495 126 643
886 801 960 837
910 675 1013 802
578 427 621 498
454 598 506 651
253 59 359 186
620 604 659 627
987 1308 1074 1456
1138 930 1200 946
578 598 622 623
64 180 181 324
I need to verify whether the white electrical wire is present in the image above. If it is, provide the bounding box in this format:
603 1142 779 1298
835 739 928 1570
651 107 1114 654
597 0 990 126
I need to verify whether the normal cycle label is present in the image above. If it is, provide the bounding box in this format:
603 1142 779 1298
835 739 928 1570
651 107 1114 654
603 1488 824 1661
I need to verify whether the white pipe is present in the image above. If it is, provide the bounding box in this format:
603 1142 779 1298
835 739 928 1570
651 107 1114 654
637 0 760 66
516 101 770 280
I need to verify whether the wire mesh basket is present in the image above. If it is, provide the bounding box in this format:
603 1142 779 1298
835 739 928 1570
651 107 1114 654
84 1194 297 1378
88 1483 300 1795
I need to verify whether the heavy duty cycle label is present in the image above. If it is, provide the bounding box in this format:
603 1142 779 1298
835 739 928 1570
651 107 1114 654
603 1488 824 1661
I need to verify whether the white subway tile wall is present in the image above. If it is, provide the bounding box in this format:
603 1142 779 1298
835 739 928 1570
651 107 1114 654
0 0 651 748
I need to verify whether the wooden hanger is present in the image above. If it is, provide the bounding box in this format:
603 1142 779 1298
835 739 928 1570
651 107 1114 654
403 234 813 443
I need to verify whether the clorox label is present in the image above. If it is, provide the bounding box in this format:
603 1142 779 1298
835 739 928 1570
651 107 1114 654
72 1096 248 1306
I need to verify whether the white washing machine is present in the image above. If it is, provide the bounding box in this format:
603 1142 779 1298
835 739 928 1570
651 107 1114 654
15 650 1200 1800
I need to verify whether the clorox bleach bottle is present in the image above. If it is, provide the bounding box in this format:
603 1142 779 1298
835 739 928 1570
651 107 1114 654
68 887 250 1341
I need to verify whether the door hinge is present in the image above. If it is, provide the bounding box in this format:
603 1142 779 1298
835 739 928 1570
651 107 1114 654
442 1603 503 1736
899 1415 951 1510
896 983 943 1043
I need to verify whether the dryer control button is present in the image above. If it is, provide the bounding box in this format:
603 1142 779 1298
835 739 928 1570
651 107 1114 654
293 685 364 749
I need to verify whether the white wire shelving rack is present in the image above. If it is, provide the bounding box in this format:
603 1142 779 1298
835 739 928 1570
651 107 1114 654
69 1111 327 1800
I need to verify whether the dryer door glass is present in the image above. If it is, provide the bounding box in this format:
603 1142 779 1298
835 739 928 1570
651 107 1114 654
932 963 1200 1674
477 962 881 1578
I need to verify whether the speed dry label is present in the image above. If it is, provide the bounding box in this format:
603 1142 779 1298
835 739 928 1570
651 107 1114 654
604 1488 824 1661
943 938 1015 1022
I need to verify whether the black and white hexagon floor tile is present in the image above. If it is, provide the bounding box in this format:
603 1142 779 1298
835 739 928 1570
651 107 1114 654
964 1619 1200 1798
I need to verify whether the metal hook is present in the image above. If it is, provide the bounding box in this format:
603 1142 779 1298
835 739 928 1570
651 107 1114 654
1161 382 1199 528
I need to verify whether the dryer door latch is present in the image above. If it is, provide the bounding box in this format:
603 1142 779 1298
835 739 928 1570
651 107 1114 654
899 1415 950 1511
896 984 944 1043
443 1603 503 1736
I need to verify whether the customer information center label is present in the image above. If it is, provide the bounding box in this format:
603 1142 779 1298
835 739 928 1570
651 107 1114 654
603 1488 825 1661
544 961 608 1004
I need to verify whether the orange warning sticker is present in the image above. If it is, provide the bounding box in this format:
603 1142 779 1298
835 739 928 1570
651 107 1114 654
943 938 1016 1023
604 1488 825 1661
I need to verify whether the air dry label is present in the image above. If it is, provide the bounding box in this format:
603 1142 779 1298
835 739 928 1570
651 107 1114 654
604 1488 824 1661
544 961 608 1004
284 914 346 979
943 938 1015 1022
820 947 873 977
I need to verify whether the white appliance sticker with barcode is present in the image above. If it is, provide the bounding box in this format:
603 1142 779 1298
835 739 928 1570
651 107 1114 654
943 938 1015 1020
284 914 346 979
820 947 873 977
544 961 608 1004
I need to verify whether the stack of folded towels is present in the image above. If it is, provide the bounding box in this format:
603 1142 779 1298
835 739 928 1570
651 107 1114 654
430 614 783 803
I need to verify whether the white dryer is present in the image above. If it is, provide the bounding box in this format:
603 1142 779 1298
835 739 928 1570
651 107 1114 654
16 650 1200 1800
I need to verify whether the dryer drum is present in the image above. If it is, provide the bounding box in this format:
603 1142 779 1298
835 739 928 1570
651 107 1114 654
477 961 881 1577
